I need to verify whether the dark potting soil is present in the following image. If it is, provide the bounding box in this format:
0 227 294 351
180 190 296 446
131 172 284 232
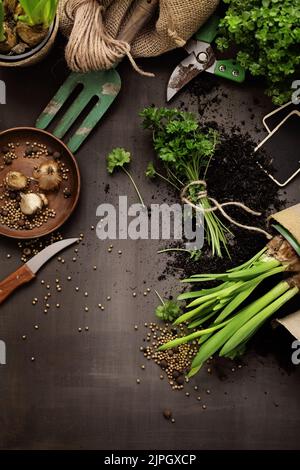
161 124 284 280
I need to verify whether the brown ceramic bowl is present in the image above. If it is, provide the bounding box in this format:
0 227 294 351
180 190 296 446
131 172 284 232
0 127 80 239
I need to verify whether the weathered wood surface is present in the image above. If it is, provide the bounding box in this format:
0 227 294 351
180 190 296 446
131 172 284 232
0 39 299 450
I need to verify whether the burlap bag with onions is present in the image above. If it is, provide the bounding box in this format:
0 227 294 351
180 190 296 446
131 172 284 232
59 0 219 74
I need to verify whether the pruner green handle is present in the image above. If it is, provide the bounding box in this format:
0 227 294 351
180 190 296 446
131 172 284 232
213 59 245 83
194 15 219 43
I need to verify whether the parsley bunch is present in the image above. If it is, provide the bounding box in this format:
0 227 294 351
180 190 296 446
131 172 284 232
140 106 230 257
216 0 300 105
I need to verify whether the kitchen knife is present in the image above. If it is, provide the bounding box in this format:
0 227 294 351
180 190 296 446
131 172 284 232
0 238 78 305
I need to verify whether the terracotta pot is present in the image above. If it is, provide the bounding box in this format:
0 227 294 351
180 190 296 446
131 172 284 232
0 15 59 68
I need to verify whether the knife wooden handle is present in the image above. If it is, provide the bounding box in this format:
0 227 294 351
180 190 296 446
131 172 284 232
0 265 35 305
118 0 159 44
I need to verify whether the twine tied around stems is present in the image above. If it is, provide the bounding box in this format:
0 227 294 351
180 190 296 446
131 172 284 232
64 0 154 76
181 180 273 240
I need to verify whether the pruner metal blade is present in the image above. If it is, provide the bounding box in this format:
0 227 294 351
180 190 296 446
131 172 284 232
167 40 215 102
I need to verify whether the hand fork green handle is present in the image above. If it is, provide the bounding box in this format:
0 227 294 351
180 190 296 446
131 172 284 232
36 0 159 153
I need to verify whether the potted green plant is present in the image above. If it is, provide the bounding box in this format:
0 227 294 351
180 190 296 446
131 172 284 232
216 0 300 105
0 0 59 67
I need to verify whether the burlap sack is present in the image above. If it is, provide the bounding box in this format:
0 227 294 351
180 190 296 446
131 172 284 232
271 204 300 340
271 203 300 245
59 0 219 73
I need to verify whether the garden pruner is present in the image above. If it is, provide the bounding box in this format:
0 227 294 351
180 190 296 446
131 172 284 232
167 15 245 101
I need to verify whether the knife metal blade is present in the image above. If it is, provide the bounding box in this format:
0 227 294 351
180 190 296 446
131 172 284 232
0 238 79 305
27 238 79 273
167 41 214 102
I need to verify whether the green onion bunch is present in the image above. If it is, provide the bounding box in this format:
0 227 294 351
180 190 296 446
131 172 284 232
159 236 300 377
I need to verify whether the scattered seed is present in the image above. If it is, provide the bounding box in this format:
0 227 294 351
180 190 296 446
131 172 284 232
78 328 82 332
133 292 137 297
22 335 27 340
163 409 172 420
31 357 35 362
85 326 89 331
197 396 201 401
134 325 138 330
202 405 207 410
67 276 72 281
136 379 141 384
84 292 88 297
107 296 111 301
34 325 39 330
171 418 175 424
84 307 89 312
141 365 145 370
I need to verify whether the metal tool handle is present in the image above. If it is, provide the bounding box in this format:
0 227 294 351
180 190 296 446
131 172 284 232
213 59 245 83
0 265 35 305
118 0 159 43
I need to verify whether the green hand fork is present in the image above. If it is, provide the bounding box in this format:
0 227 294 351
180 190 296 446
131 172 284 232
36 0 159 153
167 15 245 101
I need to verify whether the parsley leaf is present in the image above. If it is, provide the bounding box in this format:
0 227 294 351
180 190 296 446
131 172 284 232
155 300 182 322
106 147 131 174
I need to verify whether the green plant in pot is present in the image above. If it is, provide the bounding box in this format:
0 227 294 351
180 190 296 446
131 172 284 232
0 0 58 64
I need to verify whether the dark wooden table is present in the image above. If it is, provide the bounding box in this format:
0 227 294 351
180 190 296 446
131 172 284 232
0 40 299 450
